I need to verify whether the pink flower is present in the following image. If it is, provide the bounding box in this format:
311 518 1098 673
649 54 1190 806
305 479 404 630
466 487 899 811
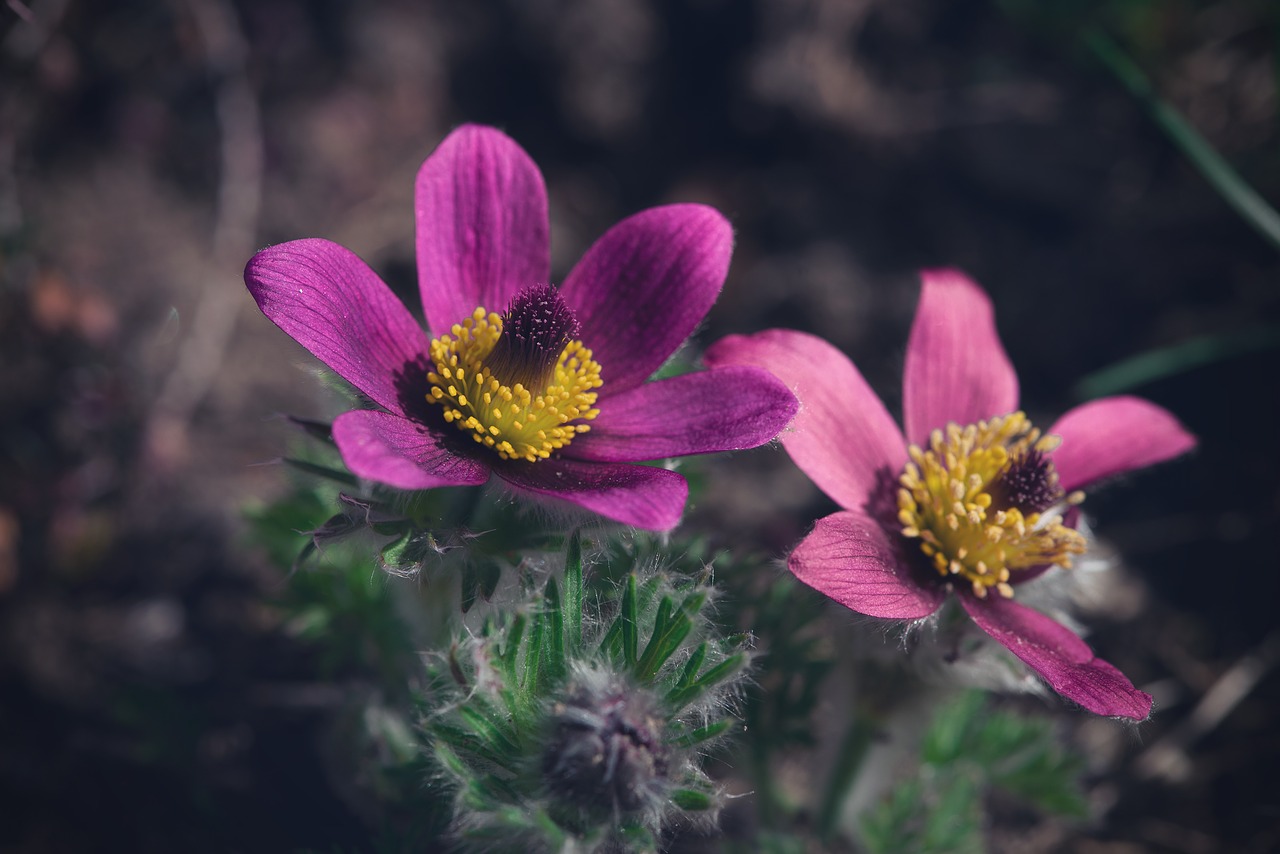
245 125 797 531
706 270 1196 718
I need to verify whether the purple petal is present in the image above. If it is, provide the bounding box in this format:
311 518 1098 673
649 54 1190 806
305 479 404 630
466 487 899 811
705 329 907 512
560 204 731 393
903 269 1019 446
245 239 431 415
496 458 688 531
565 366 798 462
332 410 490 490
415 124 550 335
1048 395 1197 493
788 510 945 619
962 595 1152 719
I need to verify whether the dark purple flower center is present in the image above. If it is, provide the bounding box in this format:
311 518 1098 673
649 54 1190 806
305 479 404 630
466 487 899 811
987 449 1063 514
485 284 581 392
424 285 602 462
542 681 668 814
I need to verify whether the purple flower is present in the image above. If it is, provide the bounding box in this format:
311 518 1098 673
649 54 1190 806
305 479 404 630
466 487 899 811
245 125 797 531
706 270 1196 719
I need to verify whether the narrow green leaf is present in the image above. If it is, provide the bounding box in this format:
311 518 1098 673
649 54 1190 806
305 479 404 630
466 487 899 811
544 576 565 683
522 603 545 698
1085 28 1280 254
430 721 506 769
1074 323 1280 398
282 457 359 487
671 642 708 695
668 652 748 709
621 574 639 668
502 613 527 672
669 788 716 811
458 704 522 760
563 530 584 653
670 717 733 747
817 713 877 841
636 609 694 682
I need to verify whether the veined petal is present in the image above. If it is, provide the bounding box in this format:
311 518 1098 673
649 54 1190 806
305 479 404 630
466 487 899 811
496 458 688 531
415 124 550 335
705 329 906 512
332 410 489 490
789 510 944 619
1048 395 1197 493
560 204 731 393
566 366 798 462
961 596 1153 720
903 269 1019 446
245 239 430 414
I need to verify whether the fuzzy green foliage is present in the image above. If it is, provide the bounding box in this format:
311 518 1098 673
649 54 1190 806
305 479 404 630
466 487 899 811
860 691 1088 854
420 532 751 852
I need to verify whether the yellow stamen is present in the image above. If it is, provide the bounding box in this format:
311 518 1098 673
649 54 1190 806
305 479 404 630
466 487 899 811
896 411 1086 598
426 307 602 462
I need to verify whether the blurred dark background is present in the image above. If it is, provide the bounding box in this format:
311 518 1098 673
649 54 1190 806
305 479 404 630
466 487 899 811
2 0 1278 851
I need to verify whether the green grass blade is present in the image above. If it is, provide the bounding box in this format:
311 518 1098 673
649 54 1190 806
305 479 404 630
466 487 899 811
563 530 584 653
1085 28 1280 254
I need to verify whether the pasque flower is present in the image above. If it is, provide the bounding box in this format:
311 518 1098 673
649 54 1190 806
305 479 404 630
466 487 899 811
245 125 797 530
706 270 1196 718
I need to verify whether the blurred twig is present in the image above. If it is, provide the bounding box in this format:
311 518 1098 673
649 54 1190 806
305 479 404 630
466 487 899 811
1134 631 1280 783
144 0 263 470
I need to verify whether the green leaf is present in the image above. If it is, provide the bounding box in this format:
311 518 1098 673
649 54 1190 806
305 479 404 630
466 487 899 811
669 788 716 811
667 652 748 710
636 604 694 682
921 690 985 766
563 530 584 654
457 705 521 764
670 717 733 748
543 576 565 683
621 574 639 668
1085 28 1280 255
282 457 359 487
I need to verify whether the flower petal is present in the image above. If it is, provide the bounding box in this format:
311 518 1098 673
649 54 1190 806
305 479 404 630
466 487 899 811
903 269 1019 446
415 124 550 335
705 329 907 512
961 595 1152 719
332 410 489 490
560 204 731 393
245 239 431 415
1048 395 1197 493
496 458 688 531
565 366 798 462
789 510 945 619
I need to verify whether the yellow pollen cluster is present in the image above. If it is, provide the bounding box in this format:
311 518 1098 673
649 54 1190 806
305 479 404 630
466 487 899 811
897 411 1086 600
426 307 602 462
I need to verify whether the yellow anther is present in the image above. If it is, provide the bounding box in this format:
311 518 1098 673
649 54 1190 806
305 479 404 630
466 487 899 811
895 411 1086 598
425 305 602 462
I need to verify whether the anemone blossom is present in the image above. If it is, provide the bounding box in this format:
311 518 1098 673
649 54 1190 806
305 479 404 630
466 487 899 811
245 124 797 531
705 270 1196 718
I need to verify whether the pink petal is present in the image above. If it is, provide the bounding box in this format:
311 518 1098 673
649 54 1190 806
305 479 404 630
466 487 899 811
414 124 550 335
496 458 688 531
962 596 1152 720
1048 395 1197 493
788 510 945 619
566 366 798 462
705 329 907 512
332 410 490 490
903 269 1019 446
560 204 731 393
245 239 431 415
